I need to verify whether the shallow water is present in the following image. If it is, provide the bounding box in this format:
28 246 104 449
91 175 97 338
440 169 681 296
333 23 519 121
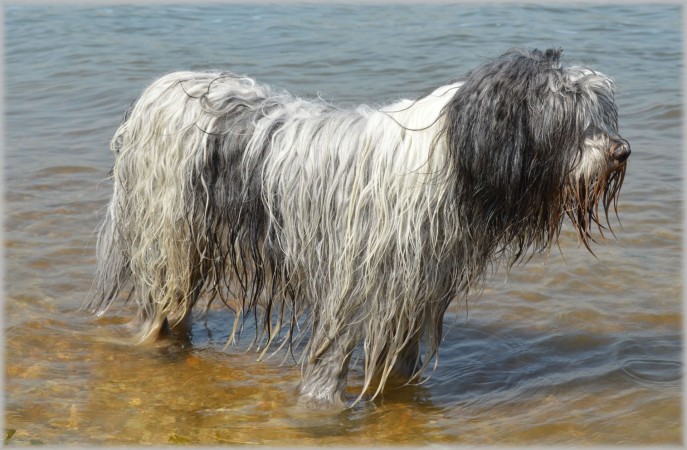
4 3 683 446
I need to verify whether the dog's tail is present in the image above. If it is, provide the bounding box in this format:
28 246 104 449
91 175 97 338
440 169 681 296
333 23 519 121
84 121 171 343
85 72 231 342
85 189 134 324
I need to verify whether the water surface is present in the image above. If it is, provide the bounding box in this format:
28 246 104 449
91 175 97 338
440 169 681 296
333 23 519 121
4 3 682 446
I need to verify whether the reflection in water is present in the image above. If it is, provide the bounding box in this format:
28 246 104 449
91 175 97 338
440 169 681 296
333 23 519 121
5 299 681 445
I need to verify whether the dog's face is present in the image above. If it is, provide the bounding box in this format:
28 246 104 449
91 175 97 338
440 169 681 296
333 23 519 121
560 67 630 249
569 135 629 250
576 133 630 179
566 66 630 177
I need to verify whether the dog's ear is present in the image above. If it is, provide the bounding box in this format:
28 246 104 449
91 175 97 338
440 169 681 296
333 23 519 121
544 47 563 61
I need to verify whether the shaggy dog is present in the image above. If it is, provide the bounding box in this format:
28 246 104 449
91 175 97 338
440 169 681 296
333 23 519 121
87 48 629 408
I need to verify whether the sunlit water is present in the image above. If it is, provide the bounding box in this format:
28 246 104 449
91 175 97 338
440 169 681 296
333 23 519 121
4 4 682 446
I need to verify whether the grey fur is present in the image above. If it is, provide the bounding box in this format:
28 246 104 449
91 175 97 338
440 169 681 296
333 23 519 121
86 48 629 408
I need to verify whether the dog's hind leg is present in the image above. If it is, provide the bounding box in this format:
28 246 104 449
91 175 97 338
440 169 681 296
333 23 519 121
154 250 211 344
136 289 199 345
158 301 194 344
130 232 210 345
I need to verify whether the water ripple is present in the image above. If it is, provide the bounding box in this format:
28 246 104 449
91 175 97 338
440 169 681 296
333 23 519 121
619 359 682 387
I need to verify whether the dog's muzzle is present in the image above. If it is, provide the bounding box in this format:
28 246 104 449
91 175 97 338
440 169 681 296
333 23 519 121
610 138 631 164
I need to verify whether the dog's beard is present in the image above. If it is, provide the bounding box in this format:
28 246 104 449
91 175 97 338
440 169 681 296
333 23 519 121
565 162 627 251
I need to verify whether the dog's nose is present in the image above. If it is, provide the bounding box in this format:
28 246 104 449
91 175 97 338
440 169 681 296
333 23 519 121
611 139 631 163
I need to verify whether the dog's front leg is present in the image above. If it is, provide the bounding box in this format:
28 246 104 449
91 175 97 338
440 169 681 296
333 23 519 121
389 338 423 383
298 328 359 409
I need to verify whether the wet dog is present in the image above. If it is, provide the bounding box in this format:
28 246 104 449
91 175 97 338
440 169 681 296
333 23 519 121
87 48 629 408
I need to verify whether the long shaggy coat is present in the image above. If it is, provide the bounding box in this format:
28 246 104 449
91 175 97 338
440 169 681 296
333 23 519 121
87 48 629 407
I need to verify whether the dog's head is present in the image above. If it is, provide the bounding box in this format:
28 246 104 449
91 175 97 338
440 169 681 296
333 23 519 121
443 48 629 259
537 48 630 250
